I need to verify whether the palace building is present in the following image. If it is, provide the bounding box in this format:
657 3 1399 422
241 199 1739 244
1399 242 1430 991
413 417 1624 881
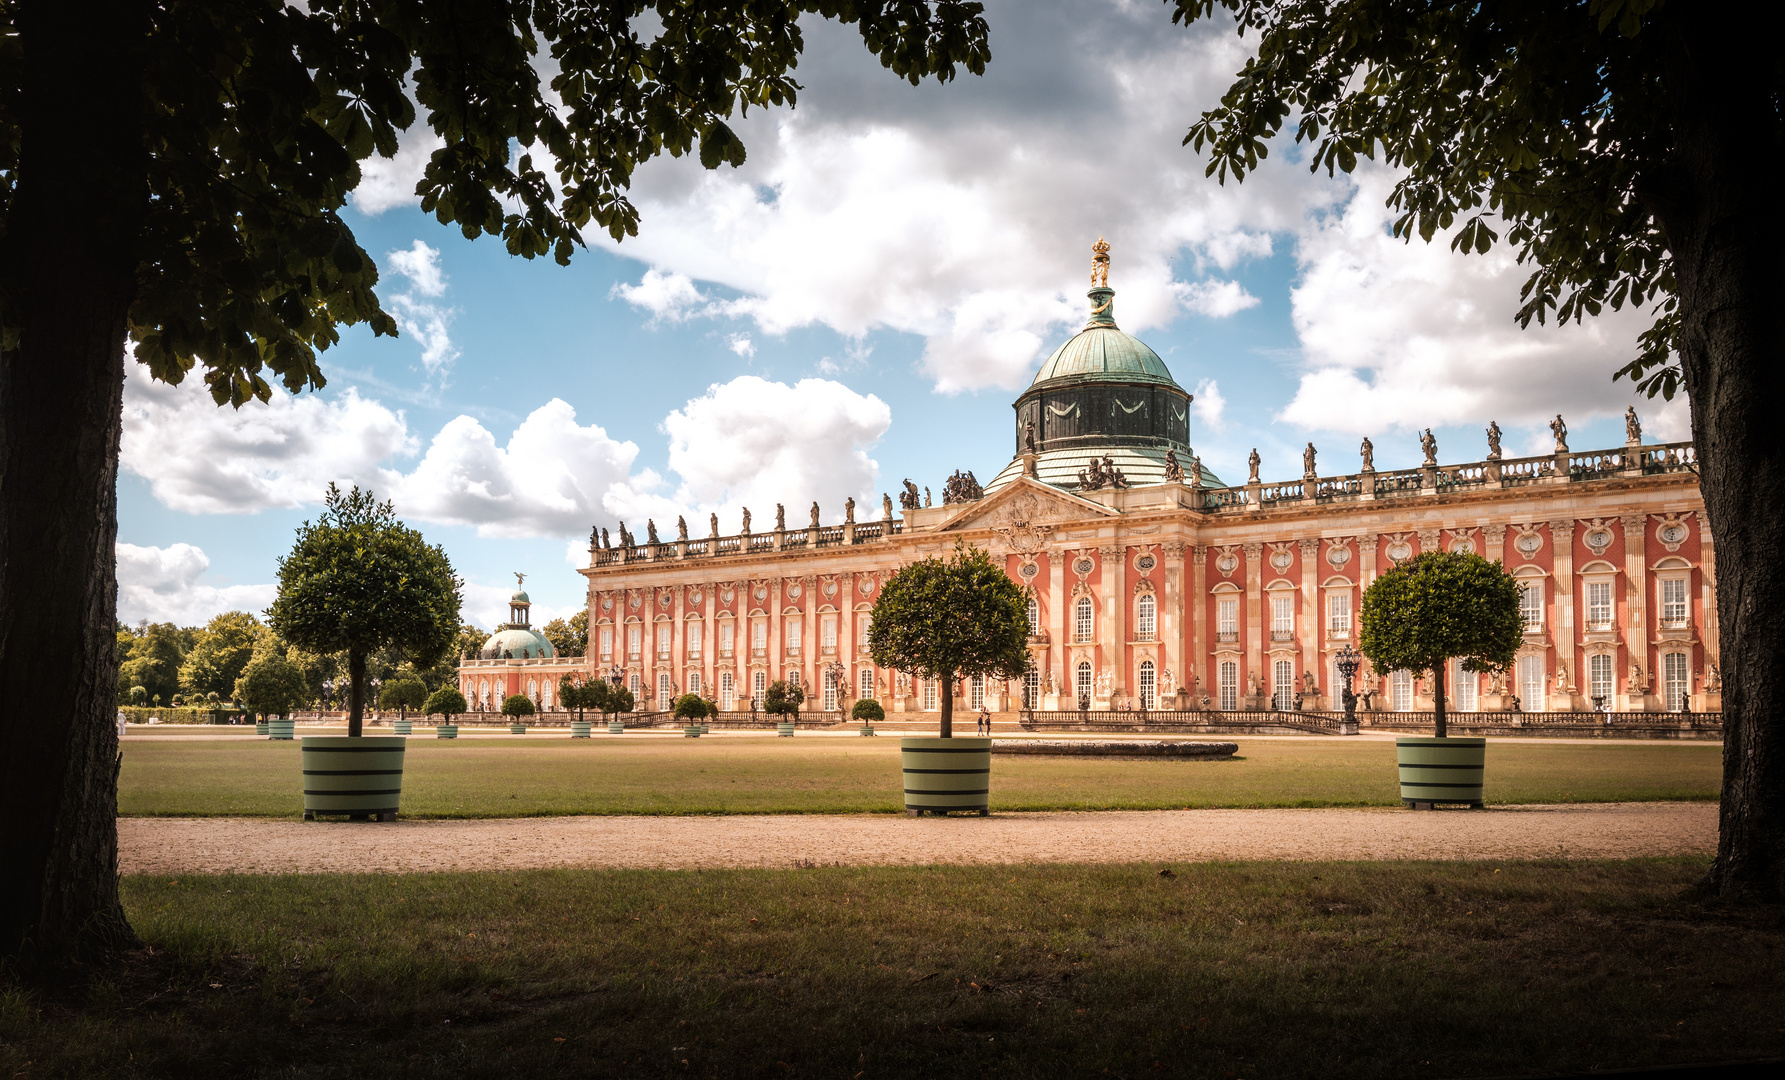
464 242 1717 720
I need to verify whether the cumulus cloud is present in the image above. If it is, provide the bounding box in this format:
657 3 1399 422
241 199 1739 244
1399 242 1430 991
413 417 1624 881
1192 378 1227 433
600 0 1321 392
727 332 756 357
349 126 445 215
116 542 276 627
1278 165 1651 436
384 240 459 375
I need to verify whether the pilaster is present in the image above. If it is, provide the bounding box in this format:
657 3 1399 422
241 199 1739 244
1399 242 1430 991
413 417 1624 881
1191 545 1208 705
1163 541 1186 700
1103 544 1126 700
1550 520 1578 709
1299 537 1321 707
1243 541 1264 707
1622 514 1653 710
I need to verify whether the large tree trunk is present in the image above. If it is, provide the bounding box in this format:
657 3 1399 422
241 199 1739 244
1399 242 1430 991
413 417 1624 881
1651 17 1785 901
0 0 148 963
346 648 367 738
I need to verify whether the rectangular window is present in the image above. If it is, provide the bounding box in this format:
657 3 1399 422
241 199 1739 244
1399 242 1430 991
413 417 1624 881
688 672 702 697
858 615 872 649
859 667 876 702
786 618 802 651
657 673 671 709
1664 652 1690 711
1138 662 1156 710
1218 661 1238 711
719 621 734 657
1589 653 1613 705
719 672 735 711
1451 660 1477 711
686 622 702 658
1661 578 1689 628
627 625 642 658
1136 595 1156 641
1023 668 1040 709
752 621 766 650
751 671 766 709
656 625 672 657
1076 663 1094 707
822 616 837 648
1586 581 1613 630
1271 595 1293 639
1217 598 1238 641
1518 654 1546 712
628 672 640 698
1519 584 1544 631
1026 597 1039 634
1075 597 1093 643
1390 669 1413 712
1328 592 1351 634
823 670 839 712
598 627 613 661
970 675 985 710
922 678 938 712
1272 659 1295 710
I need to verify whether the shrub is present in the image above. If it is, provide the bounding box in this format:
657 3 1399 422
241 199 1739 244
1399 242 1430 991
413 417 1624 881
851 698 885 723
424 685 467 722
501 693 536 719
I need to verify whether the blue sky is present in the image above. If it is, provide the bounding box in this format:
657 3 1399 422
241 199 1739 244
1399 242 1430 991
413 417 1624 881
114 0 1679 631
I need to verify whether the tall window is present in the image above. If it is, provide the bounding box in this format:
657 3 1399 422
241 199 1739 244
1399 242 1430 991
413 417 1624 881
657 673 671 709
1136 594 1156 641
686 622 702 658
1075 661 1094 706
822 616 837 649
656 624 672 657
1270 595 1293 640
1389 669 1414 712
688 672 702 697
1586 581 1613 630
788 670 802 690
627 672 640 697
1518 654 1546 712
1664 652 1689 711
719 672 735 711
599 627 613 660
1451 659 1477 711
922 678 938 712
1273 659 1295 710
1328 592 1351 634
1139 661 1156 710
786 618 802 651
1519 583 1544 631
1023 668 1040 709
1026 596 1040 634
752 620 766 651
542 680 553 710
719 621 734 657
1218 661 1238 711
823 669 839 712
1075 596 1094 642
751 671 767 709
627 624 642 658
1216 598 1238 641
1589 653 1613 705
859 667 875 702
858 614 872 648
970 674 985 709
1660 578 1689 628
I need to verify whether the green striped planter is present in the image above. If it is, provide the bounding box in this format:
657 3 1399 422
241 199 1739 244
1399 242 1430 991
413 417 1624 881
267 718 295 740
900 737 992 815
684 725 704 738
570 721 592 738
1396 737 1486 809
255 720 268 736
777 721 796 737
301 736 405 821
393 719 413 735
608 720 625 734
509 723 528 734
436 724 459 739
859 725 877 736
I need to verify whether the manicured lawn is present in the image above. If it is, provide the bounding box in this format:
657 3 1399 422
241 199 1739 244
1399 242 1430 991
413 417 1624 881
3 859 1780 1079
117 736 1722 818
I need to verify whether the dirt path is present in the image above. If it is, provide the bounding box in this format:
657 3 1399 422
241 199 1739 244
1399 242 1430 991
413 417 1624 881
118 802 1714 875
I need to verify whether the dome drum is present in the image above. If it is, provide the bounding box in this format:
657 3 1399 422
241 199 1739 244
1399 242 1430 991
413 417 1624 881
1015 383 1191 456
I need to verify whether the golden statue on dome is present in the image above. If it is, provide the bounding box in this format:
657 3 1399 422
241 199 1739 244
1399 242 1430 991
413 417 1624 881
1091 235 1111 287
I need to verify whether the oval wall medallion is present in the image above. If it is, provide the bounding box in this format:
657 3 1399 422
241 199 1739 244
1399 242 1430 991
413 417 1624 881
1074 557 1095 575
1386 542 1413 562
1216 553 1238 575
1135 554 1157 572
1020 562 1039 579
1270 550 1293 570
1326 546 1352 568
1516 533 1543 556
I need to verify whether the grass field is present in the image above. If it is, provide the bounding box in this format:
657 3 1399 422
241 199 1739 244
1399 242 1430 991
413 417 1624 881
117 736 1722 818
4 858 1780 1079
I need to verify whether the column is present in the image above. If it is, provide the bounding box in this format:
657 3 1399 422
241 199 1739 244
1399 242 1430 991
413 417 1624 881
671 585 686 705
1550 519 1578 709
1360 535 1379 588
1698 514 1720 709
841 573 856 701
1621 514 1651 710
1163 541 1186 703
768 579 782 684
803 574 819 707
1048 549 1067 708
1243 541 1263 707
1103 544 1126 703
1191 546 1208 706
1299 537 1321 706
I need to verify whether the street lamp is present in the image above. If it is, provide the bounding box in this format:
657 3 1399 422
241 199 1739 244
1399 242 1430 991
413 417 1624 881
321 678 335 720
1335 645 1361 736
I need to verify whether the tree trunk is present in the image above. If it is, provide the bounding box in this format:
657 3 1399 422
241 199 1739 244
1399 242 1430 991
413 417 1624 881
346 649 366 738
1431 661 1447 740
939 670 954 738
0 0 148 964
1650 16 1785 901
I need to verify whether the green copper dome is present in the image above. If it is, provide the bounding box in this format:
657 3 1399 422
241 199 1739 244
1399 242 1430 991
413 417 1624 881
1029 287 1181 390
480 628 555 660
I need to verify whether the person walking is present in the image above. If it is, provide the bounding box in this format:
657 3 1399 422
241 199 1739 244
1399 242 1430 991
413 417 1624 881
978 704 991 736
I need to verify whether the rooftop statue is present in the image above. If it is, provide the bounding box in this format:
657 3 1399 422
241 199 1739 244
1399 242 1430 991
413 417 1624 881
775 503 785 530
1191 455 1203 487
1626 405 1642 443
899 479 921 510
709 513 719 539
924 486 932 507
1163 447 1184 483
676 516 688 542
1486 421 1503 460
515 571 526 588
942 469 984 504
647 519 659 545
1247 448 1261 483
1551 413 1569 453
1421 428 1438 466
1303 442 1317 478
741 507 752 534
1360 436 1374 471
1077 455 1129 491
882 493 893 520
810 501 820 529
1091 235 1111 288
845 496 856 524
600 527 610 549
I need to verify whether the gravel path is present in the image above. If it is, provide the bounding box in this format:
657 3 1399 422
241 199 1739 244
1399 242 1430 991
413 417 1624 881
118 802 1714 875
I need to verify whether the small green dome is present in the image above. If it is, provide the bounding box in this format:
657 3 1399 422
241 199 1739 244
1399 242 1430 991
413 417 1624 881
1029 288 1180 389
480 628 554 660
511 589 531 604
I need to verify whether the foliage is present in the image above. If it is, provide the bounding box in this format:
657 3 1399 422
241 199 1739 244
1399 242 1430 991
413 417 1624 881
762 680 805 718
126 685 148 706
423 685 467 722
114 622 191 705
868 542 1029 736
1173 0 1700 397
501 694 536 719
232 654 308 720
852 698 885 723
267 485 459 736
176 611 265 700
672 693 712 721
1359 551 1523 737
605 684 636 716
379 677 429 717
541 610 589 657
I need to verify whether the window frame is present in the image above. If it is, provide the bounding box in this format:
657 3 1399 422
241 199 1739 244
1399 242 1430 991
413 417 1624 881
1075 595 1094 643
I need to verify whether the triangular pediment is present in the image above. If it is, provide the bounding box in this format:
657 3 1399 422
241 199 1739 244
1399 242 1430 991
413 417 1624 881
937 476 1118 536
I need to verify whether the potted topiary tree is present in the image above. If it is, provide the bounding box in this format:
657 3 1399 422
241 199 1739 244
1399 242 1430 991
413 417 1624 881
869 542 1030 816
1359 550 1523 810
268 485 459 821
380 676 428 735
673 692 711 737
601 682 633 734
424 684 466 740
502 692 536 734
764 679 804 737
852 697 885 736
560 674 594 738
235 652 307 740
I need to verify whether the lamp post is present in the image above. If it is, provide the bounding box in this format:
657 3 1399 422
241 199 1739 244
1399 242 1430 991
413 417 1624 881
1335 645 1361 736
321 678 334 721
368 676 382 726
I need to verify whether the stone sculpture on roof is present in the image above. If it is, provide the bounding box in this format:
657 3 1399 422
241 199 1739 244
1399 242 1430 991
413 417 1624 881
676 516 688 542
709 513 719 538
899 479 921 510
942 470 984 504
1091 235 1111 287
1303 442 1317 478
1626 406 1642 443
647 519 659 545
1248 448 1261 482
1360 436 1374 471
776 503 785 530
1486 421 1503 460
1163 448 1183 483
1551 414 1569 453
1077 455 1128 491
741 507 752 535
1421 429 1438 466
810 501 820 529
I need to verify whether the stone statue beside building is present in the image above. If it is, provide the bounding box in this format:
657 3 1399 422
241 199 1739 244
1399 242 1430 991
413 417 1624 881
1486 420 1503 460
1248 448 1261 482
1024 420 1037 453
1420 428 1438 466
883 493 894 520
1360 436 1374 471
1551 414 1569 453
1303 442 1317 477
899 480 921 510
1626 406 1642 443
1190 455 1203 487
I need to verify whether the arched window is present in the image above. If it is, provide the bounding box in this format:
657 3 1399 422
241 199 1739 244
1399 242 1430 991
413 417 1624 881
1450 659 1477 711
1075 596 1094 643
858 667 875 702
751 670 767 709
1136 594 1156 641
1390 669 1414 712
1075 661 1093 706
1138 660 1156 710
1273 659 1295 711
1023 668 1040 709
1026 595 1040 634
1589 654 1614 707
1517 655 1546 712
1663 652 1690 711
1218 662 1238 711
688 671 702 697
922 678 938 712
822 669 839 712
657 673 672 709
970 674 985 709
719 672 735 711
543 680 553 710
627 672 641 698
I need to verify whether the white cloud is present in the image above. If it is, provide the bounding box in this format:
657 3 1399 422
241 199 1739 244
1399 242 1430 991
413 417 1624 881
460 578 578 633
384 240 458 375
600 1 1322 392
727 332 756 357
1278 164 1651 436
349 126 445 215
116 542 275 627
1192 378 1227 433
1173 279 1259 318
